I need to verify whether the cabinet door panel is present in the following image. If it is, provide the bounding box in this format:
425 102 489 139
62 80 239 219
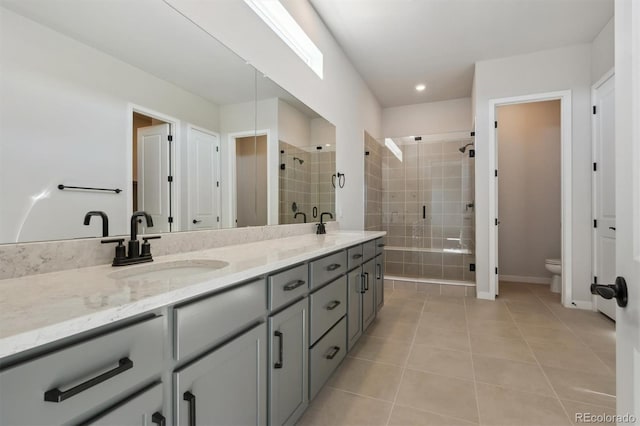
375 253 385 312
87 383 163 426
347 268 363 350
269 299 308 426
174 324 267 426
362 260 376 331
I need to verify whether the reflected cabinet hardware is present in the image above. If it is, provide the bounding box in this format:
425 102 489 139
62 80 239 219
58 184 122 194
84 211 109 237
102 211 160 266
44 358 133 403
316 212 333 234
294 212 307 223
591 276 628 307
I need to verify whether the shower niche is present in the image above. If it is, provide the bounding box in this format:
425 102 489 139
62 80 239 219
381 133 476 284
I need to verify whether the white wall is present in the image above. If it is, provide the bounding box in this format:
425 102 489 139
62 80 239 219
591 17 614 84
278 100 311 148
310 118 336 149
165 0 382 230
474 44 593 303
497 101 561 281
0 7 219 243
382 98 473 137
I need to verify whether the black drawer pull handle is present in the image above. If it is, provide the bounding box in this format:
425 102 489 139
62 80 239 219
274 330 284 369
283 279 306 291
44 357 133 403
360 274 366 294
326 263 341 271
184 391 196 426
325 346 341 360
377 243 385 248
152 412 166 426
609 227 616 231
326 300 341 310
352 253 363 259
364 272 370 291
376 263 382 280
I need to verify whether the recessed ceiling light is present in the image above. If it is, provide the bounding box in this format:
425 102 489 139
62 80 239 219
415 84 426 92
325 143 331 146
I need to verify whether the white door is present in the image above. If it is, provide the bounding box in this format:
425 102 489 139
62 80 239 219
614 0 639 418
494 118 500 296
592 74 617 320
188 128 220 230
137 123 171 233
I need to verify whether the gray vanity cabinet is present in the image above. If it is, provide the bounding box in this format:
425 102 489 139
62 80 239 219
174 323 267 426
362 259 376 330
347 258 376 350
86 383 164 426
375 253 385 312
268 298 308 426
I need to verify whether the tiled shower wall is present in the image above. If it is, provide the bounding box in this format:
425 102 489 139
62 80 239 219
364 132 383 231
382 138 476 282
279 142 335 225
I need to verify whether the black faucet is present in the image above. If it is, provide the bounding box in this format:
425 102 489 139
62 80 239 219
84 211 109 237
102 211 159 266
316 212 333 234
294 212 307 223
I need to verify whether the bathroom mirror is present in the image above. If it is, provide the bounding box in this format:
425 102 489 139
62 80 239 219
0 0 336 244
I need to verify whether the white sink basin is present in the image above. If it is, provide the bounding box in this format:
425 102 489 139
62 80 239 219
109 259 229 282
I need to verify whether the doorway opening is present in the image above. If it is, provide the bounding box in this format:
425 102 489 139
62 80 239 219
235 134 268 227
488 90 572 306
130 107 179 234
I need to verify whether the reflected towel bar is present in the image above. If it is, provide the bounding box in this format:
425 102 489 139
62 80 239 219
58 184 122 194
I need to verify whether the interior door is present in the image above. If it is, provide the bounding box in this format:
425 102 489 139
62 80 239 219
137 123 171 233
494 117 500 296
593 74 617 320
189 128 220 230
614 0 640 417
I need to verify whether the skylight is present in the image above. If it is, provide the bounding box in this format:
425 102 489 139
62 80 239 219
244 0 324 79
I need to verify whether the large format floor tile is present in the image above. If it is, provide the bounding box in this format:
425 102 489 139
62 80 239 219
299 280 616 426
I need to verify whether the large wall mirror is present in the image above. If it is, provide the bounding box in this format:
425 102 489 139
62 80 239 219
0 0 336 244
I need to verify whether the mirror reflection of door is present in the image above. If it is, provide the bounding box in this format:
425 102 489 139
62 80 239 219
189 127 221 230
236 135 267 227
133 112 172 233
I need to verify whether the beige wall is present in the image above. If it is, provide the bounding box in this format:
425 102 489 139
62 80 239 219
497 100 561 280
591 17 614 84
236 135 268 227
382 98 472 138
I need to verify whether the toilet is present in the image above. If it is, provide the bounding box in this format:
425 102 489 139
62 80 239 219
545 258 562 293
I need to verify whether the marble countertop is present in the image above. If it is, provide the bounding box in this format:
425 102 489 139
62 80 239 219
0 231 385 359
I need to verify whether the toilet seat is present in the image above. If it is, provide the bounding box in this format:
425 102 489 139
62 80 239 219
545 258 561 265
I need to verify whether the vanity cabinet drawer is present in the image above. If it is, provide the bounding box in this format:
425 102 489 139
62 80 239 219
309 317 346 400
363 240 377 261
309 251 347 289
375 237 385 256
347 245 364 270
86 382 164 426
0 316 164 426
174 279 267 360
309 276 347 345
269 264 308 310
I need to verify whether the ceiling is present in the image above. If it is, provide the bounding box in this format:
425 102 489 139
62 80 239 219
309 0 614 107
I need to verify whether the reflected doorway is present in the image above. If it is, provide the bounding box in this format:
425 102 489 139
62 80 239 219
235 134 268 227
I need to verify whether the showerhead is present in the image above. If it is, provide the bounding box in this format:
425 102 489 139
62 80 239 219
293 157 304 165
459 143 474 153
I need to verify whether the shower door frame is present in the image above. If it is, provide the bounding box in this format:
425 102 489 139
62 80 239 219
488 90 573 307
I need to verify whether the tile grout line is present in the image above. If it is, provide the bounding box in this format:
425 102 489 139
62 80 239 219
383 296 425 426
464 294 484 426
503 286 575 425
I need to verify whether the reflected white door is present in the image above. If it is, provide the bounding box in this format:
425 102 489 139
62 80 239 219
188 127 220 230
137 124 171 233
593 74 617 320
615 0 639 417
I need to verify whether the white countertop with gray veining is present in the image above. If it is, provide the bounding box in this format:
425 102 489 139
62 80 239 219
0 231 385 359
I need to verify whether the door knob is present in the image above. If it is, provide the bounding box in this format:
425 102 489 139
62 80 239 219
192 219 202 224
591 276 628 307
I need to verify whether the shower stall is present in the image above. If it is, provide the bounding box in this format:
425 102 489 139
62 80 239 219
381 133 476 285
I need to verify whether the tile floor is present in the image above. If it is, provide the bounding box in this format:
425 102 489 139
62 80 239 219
298 281 616 426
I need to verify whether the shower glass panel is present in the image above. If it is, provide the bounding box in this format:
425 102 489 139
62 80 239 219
381 134 475 283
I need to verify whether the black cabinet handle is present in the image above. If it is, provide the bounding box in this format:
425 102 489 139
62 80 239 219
183 391 196 426
152 412 166 426
274 330 284 369
377 243 385 248
422 205 426 219
326 263 341 271
352 253 363 259
283 279 306 291
44 358 133 403
376 263 382 280
360 274 366 294
325 346 341 360
609 227 616 231
326 300 341 310
364 272 370 291
192 219 202 224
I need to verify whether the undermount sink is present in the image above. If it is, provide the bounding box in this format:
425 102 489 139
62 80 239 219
109 259 229 282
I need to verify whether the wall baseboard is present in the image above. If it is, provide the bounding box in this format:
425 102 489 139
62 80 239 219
499 275 551 284
476 291 495 300
566 300 594 311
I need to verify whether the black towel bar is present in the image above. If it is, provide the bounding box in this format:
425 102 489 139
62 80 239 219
58 184 122 194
